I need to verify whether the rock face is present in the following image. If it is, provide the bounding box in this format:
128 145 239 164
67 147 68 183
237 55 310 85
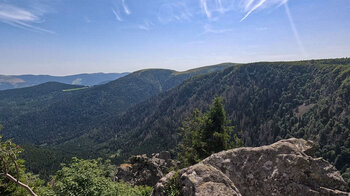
152 138 350 196
115 151 175 187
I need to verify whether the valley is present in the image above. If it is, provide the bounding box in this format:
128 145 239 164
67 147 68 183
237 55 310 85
1 1 349 194
0 59 349 195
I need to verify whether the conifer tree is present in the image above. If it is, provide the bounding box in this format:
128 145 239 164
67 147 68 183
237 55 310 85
177 97 243 168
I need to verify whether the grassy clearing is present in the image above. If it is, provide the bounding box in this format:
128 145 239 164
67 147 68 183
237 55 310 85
62 87 88 92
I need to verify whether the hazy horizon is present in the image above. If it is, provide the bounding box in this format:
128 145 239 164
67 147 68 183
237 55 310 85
1 0 350 75
2 57 350 76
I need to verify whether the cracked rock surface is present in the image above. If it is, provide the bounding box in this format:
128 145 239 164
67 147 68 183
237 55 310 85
152 138 350 196
115 151 175 187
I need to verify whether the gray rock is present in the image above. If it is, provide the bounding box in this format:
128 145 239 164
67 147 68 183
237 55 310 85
115 151 174 187
152 138 350 196
153 163 241 196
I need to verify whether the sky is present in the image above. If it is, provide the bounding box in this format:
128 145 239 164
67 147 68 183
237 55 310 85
0 0 349 75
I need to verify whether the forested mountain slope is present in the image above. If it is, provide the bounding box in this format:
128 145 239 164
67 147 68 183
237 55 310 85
0 64 232 145
0 82 84 125
64 58 350 175
0 82 83 99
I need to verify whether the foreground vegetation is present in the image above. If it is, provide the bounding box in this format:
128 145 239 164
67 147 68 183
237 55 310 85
0 125 152 196
1 98 240 195
1 149 152 195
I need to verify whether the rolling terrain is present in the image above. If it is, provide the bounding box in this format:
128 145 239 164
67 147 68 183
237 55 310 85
0 73 129 90
1 59 350 180
60 59 350 178
0 64 232 146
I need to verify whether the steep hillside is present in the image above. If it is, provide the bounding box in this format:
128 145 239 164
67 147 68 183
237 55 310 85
0 82 84 99
0 82 84 125
0 64 232 145
62 59 350 176
0 73 129 90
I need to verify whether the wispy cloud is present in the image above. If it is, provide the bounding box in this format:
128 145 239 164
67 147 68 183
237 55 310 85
240 0 288 21
158 2 192 24
200 0 235 20
0 3 53 33
122 0 131 15
138 20 153 31
112 8 122 21
284 3 306 57
199 0 288 21
200 0 211 19
198 0 306 56
240 0 267 21
239 0 307 56
203 24 234 34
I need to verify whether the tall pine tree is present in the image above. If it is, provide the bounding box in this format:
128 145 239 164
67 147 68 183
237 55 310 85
177 97 243 168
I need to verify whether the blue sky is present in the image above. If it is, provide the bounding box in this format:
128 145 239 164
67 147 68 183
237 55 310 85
0 0 349 75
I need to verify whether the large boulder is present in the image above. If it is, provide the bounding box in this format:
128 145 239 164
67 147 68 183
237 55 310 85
115 151 175 187
156 163 242 196
152 138 350 196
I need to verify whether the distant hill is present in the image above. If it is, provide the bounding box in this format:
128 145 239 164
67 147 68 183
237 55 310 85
0 63 232 145
0 82 84 99
0 63 232 178
0 73 129 90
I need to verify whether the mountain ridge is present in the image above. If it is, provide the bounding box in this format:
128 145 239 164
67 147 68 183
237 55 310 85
0 72 129 90
0 64 233 145
1 59 349 182
57 59 350 179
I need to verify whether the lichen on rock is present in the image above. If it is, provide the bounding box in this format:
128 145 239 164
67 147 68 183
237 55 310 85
152 138 350 196
115 151 175 187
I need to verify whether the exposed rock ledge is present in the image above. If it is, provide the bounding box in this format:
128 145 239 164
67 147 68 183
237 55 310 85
152 138 350 196
115 151 175 187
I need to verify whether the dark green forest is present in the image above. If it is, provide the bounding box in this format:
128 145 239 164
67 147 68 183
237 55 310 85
72 58 350 179
0 64 231 145
0 64 231 178
0 59 349 187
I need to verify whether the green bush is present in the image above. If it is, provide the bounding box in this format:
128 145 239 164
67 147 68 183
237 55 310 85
52 157 152 196
162 171 181 196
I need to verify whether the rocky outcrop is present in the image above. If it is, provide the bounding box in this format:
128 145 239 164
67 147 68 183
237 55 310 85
152 138 350 196
115 151 175 187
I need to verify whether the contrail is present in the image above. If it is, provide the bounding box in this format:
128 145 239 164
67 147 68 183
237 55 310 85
240 0 266 22
245 0 255 10
238 0 306 57
122 0 131 15
112 8 122 21
201 0 211 19
284 3 307 57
